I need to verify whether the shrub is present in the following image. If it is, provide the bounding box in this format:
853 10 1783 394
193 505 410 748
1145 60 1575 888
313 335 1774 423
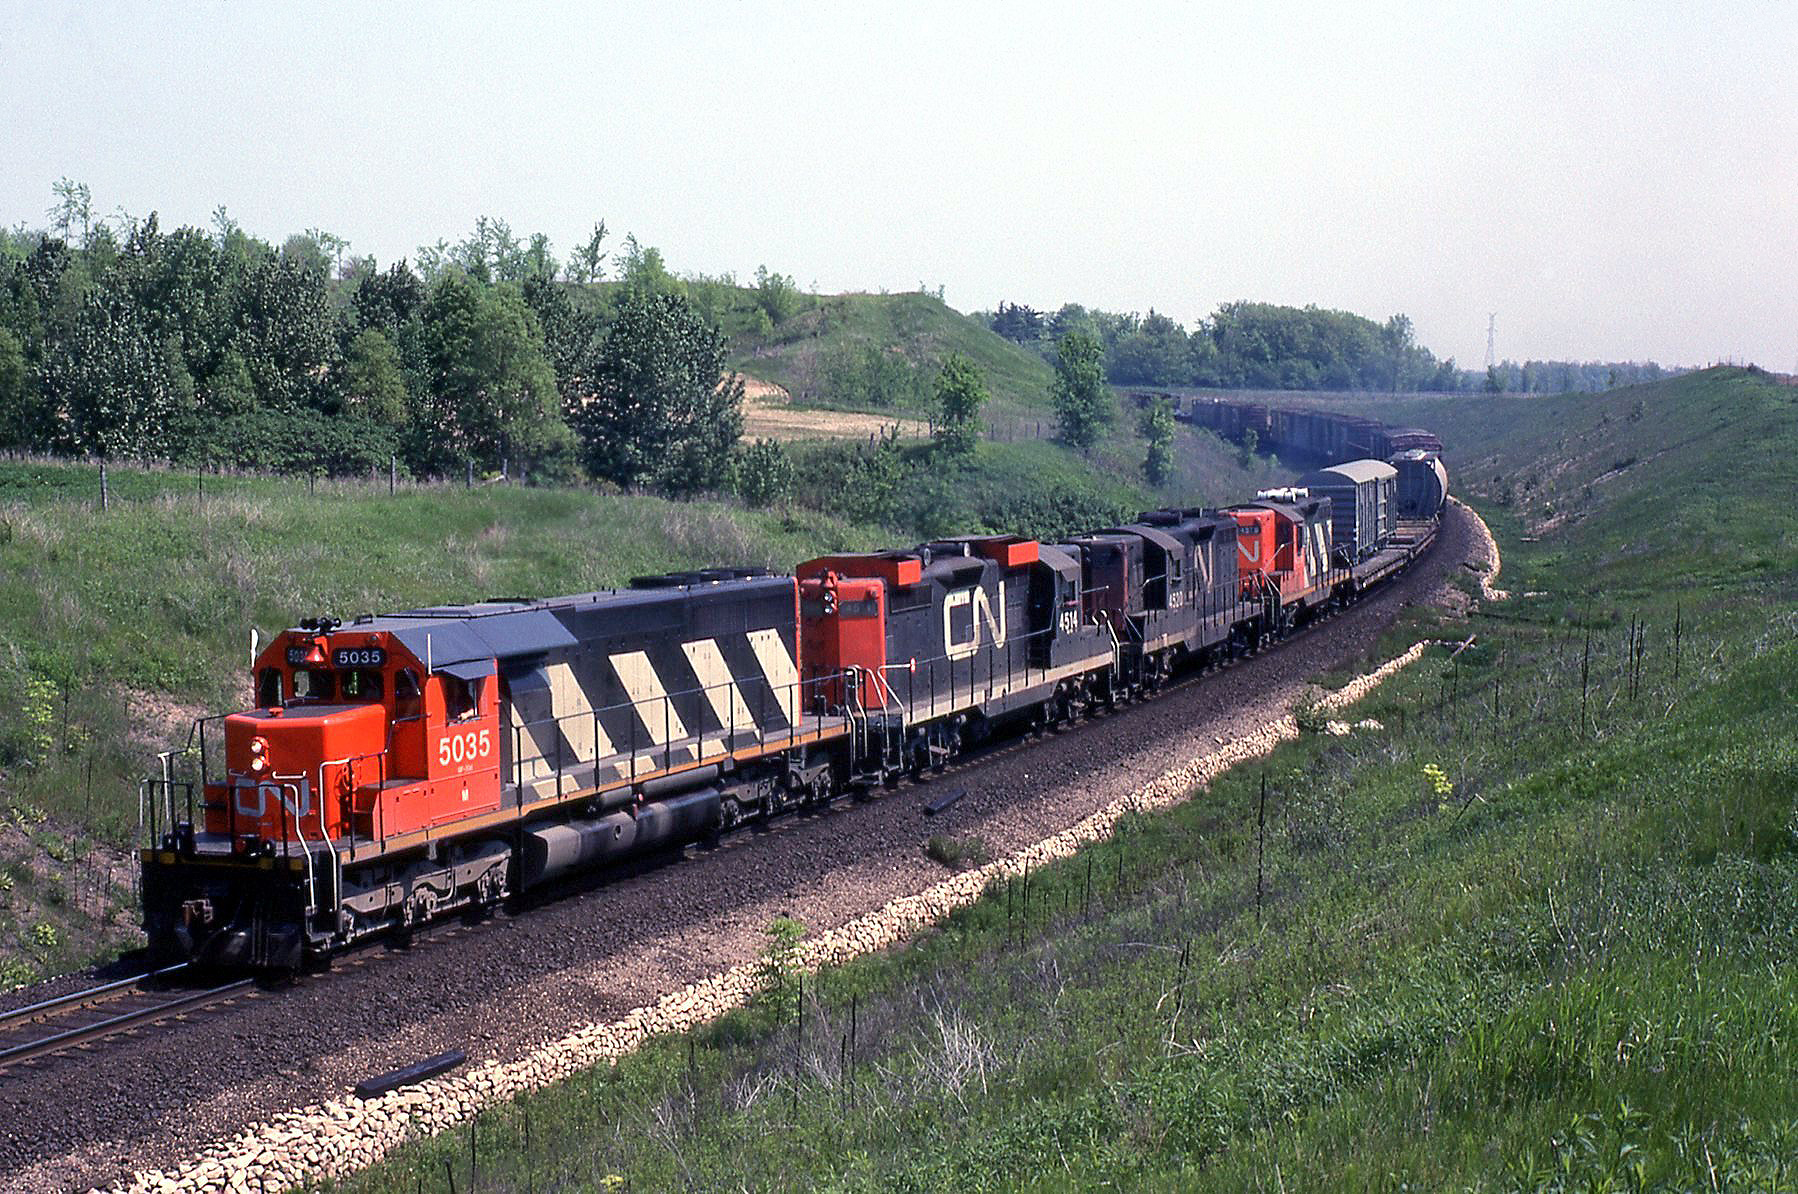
735 439 794 508
926 834 992 870
757 915 807 1018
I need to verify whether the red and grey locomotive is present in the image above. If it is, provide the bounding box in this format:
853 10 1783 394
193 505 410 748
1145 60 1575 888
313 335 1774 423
140 455 1443 969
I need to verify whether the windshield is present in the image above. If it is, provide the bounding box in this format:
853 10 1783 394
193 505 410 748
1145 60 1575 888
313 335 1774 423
292 668 334 702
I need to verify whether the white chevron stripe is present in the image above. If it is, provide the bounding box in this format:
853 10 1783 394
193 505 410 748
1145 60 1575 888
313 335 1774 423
610 650 689 744
747 628 798 726
546 661 615 761
681 638 758 738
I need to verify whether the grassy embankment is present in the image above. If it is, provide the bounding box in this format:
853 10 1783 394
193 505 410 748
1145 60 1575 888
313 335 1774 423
729 290 1287 536
730 290 1055 422
0 464 877 984
332 367 1798 1191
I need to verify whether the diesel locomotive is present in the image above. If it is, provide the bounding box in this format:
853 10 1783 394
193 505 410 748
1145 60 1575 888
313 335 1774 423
139 446 1446 969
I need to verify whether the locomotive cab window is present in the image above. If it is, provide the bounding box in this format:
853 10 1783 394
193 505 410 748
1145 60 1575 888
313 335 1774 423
442 674 480 721
257 667 283 708
394 669 422 720
292 667 334 702
340 668 384 702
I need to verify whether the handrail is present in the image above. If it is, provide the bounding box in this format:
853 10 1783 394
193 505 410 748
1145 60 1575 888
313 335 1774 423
257 770 318 918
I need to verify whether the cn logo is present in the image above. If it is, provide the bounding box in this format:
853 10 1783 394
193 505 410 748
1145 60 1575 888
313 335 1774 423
233 778 311 819
944 581 1007 661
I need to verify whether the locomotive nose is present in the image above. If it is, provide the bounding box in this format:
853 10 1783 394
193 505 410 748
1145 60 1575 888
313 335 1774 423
221 703 387 842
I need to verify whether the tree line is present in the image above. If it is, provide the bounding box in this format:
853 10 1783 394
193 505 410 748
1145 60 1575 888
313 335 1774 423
0 182 758 495
988 299 1671 394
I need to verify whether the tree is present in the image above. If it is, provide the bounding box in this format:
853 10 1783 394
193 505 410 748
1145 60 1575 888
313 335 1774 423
351 260 425 339
343 328 408 427
752 265 802 327
563 221 609 285
302 228 350 274
616 235 683 300
0 326 36 447
990 301 1045 343
931 351 986 459
416 271 570 475
520 274 598 396
47 179 92 246
234 252 340 413
1238 426 1258 469
522 233 557 283
1050 330 1113 454
735 438 793 507
1139 395 1175 486
202 347 257 417
42 284 190 457
1108 309 1191 386
571 289 742 494
1485 365 1505 393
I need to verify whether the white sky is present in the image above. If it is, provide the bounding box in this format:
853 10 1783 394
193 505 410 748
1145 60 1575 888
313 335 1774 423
3 1 1794 369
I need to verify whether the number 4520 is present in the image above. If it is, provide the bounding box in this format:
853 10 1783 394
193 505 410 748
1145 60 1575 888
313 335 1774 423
440 729 492 767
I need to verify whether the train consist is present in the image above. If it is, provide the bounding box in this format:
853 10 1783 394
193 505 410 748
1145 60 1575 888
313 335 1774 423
1157 392 1444 465
140 428 1448 970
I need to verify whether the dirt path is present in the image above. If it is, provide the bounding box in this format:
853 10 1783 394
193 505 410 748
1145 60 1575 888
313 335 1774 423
736 374 927 442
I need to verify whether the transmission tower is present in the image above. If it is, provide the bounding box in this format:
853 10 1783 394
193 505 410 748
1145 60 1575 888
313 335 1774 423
1485 313 1497 370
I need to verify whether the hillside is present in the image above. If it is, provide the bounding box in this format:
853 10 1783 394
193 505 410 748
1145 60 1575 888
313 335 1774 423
0 463 880 983
338 368 1798 1189
730 291 1058 419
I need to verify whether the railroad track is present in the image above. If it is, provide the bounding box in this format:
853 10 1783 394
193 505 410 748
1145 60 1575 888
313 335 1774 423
0 967 257 1073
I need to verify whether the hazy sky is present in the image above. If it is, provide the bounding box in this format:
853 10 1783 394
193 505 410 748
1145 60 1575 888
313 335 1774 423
4 2 1793 369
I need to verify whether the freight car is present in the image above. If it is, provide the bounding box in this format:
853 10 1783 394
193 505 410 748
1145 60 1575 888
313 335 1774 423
1391 449 1449 518
1159 394 1445 466
1297 460 1398 564
140 457 1447 970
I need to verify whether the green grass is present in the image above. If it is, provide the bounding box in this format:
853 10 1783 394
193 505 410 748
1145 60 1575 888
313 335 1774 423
732 291 1058 419
0 462 882 980
786 413 1292 544
327 367 1798 1192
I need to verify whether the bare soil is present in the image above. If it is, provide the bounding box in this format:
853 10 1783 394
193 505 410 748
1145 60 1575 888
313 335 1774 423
736 374 927 442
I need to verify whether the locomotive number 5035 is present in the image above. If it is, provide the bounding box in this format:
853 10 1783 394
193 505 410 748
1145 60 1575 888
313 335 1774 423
439 728 492 768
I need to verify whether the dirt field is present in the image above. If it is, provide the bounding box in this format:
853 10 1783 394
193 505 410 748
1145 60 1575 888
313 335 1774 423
736 375 927 442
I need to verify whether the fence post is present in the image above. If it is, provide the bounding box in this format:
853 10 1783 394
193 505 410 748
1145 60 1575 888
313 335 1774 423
389 455 396 495
1580 627 1592 735
99 462 109 511
467 458 474 489
1256 772 1267 923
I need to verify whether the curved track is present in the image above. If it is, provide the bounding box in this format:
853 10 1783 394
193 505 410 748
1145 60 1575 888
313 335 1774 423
0 504 1474 1194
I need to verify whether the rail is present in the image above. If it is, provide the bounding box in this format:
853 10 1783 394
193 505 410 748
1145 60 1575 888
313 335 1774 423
0 973 255 1071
